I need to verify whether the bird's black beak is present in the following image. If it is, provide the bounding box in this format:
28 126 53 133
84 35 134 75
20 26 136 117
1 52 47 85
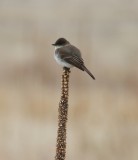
52 44 55 46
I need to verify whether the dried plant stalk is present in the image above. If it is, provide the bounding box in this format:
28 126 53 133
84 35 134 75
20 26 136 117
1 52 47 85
55 67 70 160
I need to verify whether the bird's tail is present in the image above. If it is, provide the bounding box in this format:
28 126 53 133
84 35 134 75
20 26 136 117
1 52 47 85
82 65 95 80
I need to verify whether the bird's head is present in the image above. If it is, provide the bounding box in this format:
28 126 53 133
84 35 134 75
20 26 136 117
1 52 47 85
52 38 70 49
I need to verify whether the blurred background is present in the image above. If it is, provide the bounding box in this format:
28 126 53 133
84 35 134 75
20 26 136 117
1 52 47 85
0 0 138 160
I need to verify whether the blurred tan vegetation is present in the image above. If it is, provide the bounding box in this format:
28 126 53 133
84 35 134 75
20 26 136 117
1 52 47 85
0 0 138 160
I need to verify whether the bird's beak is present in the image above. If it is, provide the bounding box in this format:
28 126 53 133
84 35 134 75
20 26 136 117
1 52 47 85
52 44 55 46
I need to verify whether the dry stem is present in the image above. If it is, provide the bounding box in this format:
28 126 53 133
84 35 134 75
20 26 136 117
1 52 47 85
55 67 70 160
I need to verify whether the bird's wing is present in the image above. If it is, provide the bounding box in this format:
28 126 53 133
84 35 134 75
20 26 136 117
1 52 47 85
57 46 85 71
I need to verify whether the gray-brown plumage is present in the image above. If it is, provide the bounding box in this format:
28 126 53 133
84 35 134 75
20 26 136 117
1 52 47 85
52 38 95 80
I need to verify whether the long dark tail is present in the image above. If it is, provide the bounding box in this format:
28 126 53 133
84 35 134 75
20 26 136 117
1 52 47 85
82 65 95 80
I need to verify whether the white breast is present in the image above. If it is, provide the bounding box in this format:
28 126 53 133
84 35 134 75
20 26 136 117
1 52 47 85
54 50 73 68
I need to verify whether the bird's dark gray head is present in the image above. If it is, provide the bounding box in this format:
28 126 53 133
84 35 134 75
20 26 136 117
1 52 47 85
52 38 70 46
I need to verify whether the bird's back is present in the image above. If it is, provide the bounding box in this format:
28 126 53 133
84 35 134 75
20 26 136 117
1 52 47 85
59 44 82 58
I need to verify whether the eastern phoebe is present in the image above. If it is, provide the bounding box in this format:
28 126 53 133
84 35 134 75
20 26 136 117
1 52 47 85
52 38 95 80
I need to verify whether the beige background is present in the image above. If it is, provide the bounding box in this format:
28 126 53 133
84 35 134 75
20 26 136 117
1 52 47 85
0 0 138 160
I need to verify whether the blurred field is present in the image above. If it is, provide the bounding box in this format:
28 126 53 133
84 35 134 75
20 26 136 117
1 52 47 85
0 85 138 160
0 0 138 160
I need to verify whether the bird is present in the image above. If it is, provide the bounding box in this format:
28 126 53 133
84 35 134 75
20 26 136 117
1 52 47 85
52 38 95 80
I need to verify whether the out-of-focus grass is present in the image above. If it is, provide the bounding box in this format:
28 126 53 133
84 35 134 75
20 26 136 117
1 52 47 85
0 0 138 159
0 84 137 160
